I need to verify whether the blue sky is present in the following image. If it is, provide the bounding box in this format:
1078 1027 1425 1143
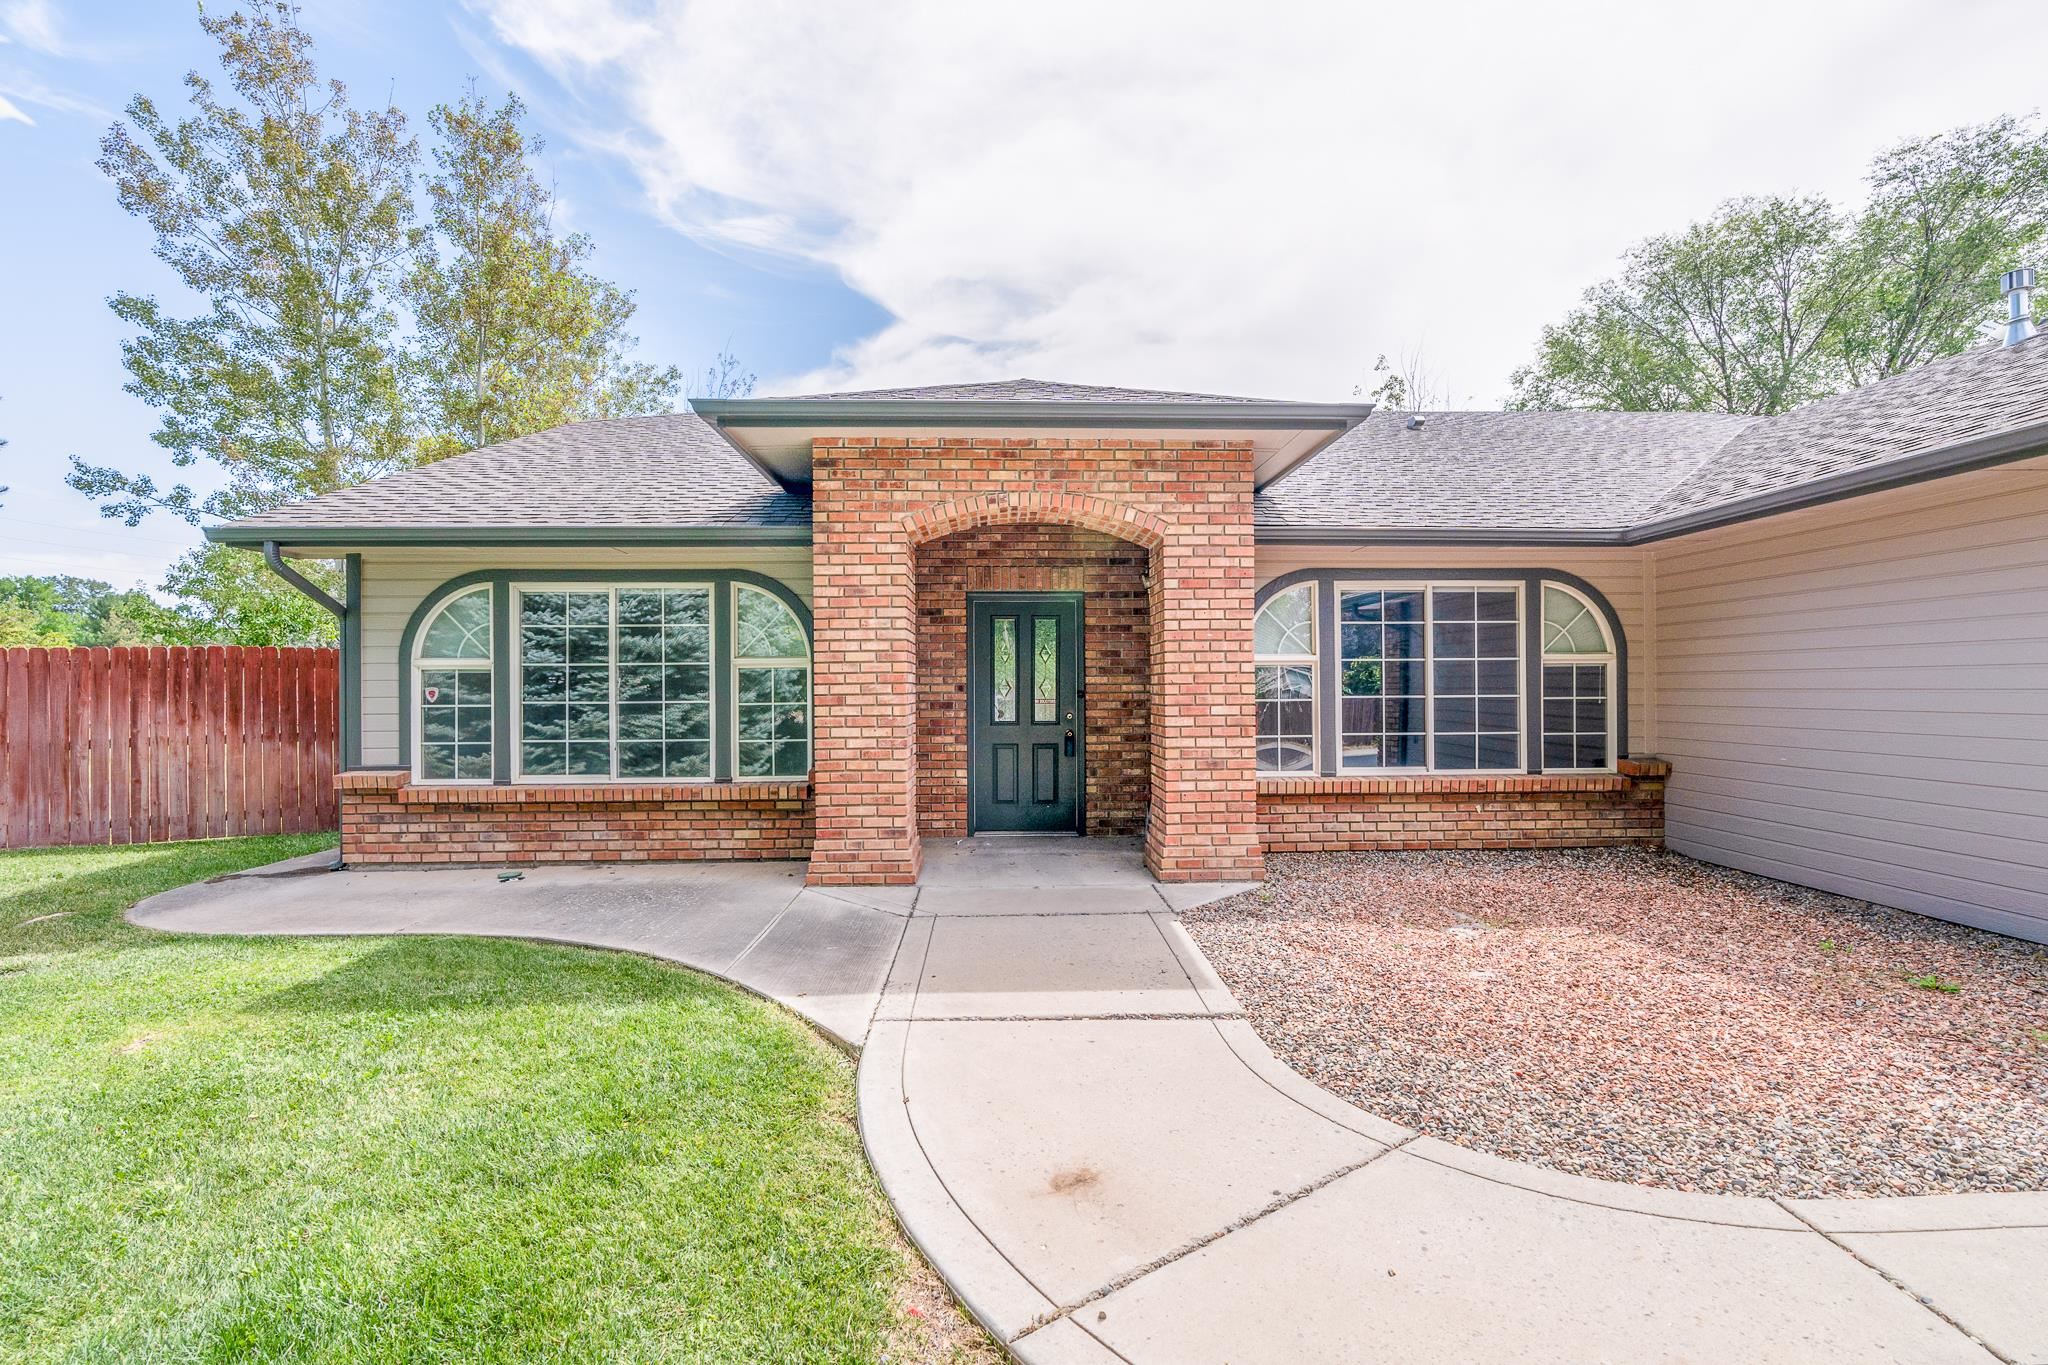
1 0 2037 589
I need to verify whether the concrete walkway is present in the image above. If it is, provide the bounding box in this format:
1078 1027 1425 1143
130 854 911 1049
867 839 2048 1365
131 841 2048 1363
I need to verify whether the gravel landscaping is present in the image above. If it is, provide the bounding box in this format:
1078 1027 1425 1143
1182 848 2048 1198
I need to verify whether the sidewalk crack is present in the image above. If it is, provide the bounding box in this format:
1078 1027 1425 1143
1771 1197 2013 1364
1014 1135 1416 1342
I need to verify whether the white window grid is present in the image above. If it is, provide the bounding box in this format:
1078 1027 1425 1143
1253 582 1318 775
411 584 495 785
1538 581 1618 775
1332 579 1526 776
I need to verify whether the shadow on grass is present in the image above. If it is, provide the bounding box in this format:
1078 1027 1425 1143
243 935 686 1017
1 837 338 962
2 849 225 957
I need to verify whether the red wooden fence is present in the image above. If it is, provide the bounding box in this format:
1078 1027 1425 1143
0 646 339 849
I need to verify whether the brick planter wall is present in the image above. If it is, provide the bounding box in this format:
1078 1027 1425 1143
1256 758 1669 853
335 770 812 864
915 525 1149 837
808 438 1264 885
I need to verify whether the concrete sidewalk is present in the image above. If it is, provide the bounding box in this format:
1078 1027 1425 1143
865 839 2047 1365
129 856 910 1049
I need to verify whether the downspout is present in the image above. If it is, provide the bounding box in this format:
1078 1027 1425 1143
261 541 360 869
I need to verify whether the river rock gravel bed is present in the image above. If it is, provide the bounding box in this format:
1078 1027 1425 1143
1181 848 2048 1198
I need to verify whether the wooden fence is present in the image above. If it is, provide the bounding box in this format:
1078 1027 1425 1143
0 646 339 849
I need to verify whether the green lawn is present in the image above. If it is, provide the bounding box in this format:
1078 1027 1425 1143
0 837 941 1364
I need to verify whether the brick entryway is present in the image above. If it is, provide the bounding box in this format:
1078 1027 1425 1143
917 524 1149 839
804 437 1265 886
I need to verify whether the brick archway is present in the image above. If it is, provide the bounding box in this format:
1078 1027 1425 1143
805 435 1265 887
899 489 1171 554
914 520 1153 839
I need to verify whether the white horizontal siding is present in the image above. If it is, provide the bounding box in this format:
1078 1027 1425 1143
353 545 813 768
1255 544 1655 752
1652 454 2048 944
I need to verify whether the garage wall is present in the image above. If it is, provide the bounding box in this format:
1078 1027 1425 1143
1254 545 1656 753
350 545 813 769
1650 454 2048 944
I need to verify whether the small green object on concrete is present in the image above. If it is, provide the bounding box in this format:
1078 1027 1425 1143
497 870 524 883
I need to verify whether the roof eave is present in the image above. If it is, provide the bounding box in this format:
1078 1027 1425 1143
690 397 1373 428
1624 418 2048 544
204 525 815 548
1253 525 1635 547
691 397 1373 490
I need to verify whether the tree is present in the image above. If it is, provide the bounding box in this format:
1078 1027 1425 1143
151 544 337 645
0 575 166 645
1510 115 2048 414
1834 115 2048 384
406 87 681 461
1355 347 1457 411
1510 196 1858 415
693 349 757 400
66 0 416 527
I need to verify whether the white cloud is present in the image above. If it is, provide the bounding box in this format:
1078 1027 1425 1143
0 90 30 123
475 0 2041 403
1 0 73 56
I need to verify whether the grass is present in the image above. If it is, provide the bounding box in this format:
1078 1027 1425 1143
0 837 940 1364
1904 971 1963 994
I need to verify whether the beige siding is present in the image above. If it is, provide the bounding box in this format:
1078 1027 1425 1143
1650 454 2048 943
1255 545 1655 752
355 546 813 768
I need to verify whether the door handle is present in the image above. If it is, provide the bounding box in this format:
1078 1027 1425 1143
1064 729 1076 757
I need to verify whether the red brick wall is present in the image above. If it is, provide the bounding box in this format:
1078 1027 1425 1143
336 771 812 864
915 525 1149 837
808 439 1263 884
1257 761 1668 853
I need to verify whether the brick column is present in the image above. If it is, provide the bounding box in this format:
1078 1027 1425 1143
1143 515 1264 881
807 438 922 884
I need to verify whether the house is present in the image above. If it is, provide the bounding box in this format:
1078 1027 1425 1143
209 272 2048 944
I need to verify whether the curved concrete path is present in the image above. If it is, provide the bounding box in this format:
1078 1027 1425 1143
130 855 913 1050
133 843 2048 1364
867 840 2048 1365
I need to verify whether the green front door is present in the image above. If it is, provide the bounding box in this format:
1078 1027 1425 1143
969 594 1082 833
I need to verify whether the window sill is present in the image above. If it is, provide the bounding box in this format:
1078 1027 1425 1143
1257 772 1632 796
332 770 810 804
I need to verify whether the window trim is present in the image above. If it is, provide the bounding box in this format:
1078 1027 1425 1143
1331 578 1525 775
410 584 496 786
731 582 813 780
397 569 811 786
1254 568 1627 778
1253 581 1318 775
1538 581 1619 776
510 580 721 785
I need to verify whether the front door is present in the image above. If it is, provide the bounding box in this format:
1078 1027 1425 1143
969 594 1082 833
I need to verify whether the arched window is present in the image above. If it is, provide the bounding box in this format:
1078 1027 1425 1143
1254 583 1316 773
734 584 810 777
1540 583 1616 772
1252 572 1623 778
413 585 494 782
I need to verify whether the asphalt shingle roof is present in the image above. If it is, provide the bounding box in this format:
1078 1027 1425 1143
218 413 809 533
215 343 2048 542
1640 332 2048 522
1254 410 1758 532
